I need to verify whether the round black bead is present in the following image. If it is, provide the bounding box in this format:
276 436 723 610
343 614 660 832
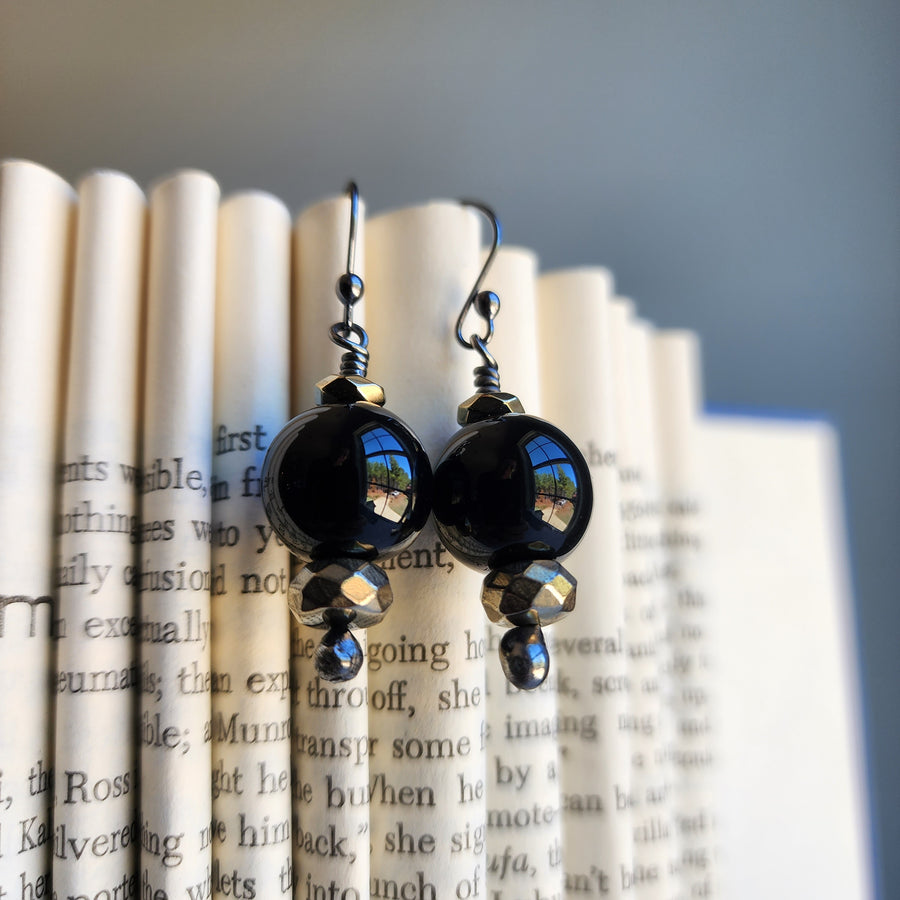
432 413 592 570
262 403 433 562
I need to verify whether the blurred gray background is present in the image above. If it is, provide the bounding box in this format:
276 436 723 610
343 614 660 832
2 1 897 894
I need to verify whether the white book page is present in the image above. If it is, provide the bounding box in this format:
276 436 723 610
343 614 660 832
700 416 873 900
365 202 487 900
0 160 75 894
53 170 146 898
485 247 564 900
537 269 634 899
139 170 219 900
651 333 716 898
211 193 293 900
608 304 675 898
627 321 681 899
289 193 371 900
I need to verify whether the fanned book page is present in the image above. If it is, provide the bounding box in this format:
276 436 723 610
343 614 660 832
139 170 219 899
0 161 75 894
700 416 872 900
536 269 634 899
290 192 371 900
53 170 146 900
651 333 717 898
211 192 293 900
365 203 488 900
608 304 676 899
627 320 681 899
484 247 564 900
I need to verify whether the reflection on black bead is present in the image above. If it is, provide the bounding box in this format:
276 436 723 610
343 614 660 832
433 414 593 570
315 626 364 682
500 624 549 690
262 404 433 561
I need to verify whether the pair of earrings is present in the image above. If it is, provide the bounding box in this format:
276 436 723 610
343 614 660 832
261 184 592 690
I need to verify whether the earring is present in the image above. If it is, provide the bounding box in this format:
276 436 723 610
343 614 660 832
432 201 593 690
262 183 433 682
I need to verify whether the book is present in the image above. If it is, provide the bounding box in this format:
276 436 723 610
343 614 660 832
0 159 874 900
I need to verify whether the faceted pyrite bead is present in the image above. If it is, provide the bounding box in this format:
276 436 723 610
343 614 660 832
433 413 593 571
262 402 433 562
481 559 576 628
456 391 524 425
289 558 393 682
316 374 386 406
289 557 392 630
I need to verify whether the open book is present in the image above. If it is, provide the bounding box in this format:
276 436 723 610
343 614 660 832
0 159 873 900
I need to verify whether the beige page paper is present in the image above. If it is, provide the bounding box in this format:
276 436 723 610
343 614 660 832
53 170 146 900
139 170 219 900
701 417 873 900
0 160 75 896
211 192 293 900
537 269 633 899
485 246 564 900
651 333 716 898
365 202 487 900
608 305 675 899
289 193 371 900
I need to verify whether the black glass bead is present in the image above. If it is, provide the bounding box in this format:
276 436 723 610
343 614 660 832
262 403 433 562
500 624 549 690
432 413 593 570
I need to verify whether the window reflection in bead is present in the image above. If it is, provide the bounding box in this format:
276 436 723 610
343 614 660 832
362 427 413 526
432 413 593 570
262 404 432 562
525 434 579 534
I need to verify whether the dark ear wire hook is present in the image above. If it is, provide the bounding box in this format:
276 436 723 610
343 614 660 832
344 180 359 278
455 200 503 392
330 182 369 378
